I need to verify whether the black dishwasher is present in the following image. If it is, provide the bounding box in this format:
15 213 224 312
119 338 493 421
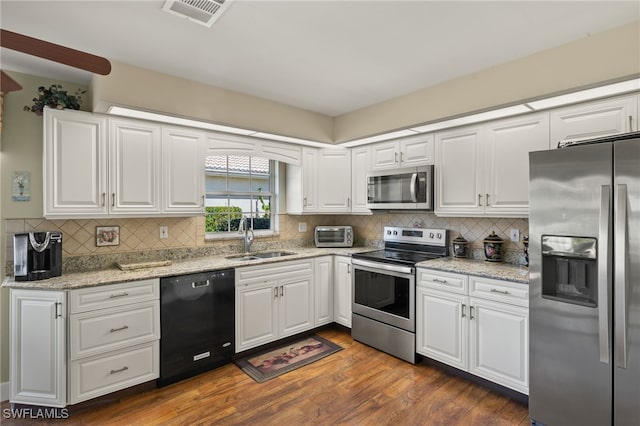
158 269 235 387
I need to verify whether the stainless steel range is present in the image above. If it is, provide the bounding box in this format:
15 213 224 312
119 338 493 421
351 226 448 363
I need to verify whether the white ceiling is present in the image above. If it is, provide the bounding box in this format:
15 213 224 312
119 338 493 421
1 1 638 117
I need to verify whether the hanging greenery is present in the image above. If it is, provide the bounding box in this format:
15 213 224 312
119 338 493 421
23 84 86 116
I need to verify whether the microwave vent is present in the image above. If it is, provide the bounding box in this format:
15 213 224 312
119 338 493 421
162 0 232 27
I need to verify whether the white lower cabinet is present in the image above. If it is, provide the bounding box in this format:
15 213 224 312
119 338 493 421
235 259 314 352
333 256 352 328
416 268 529 394
68 279 160 404
314 256 334 326
10 289 67 407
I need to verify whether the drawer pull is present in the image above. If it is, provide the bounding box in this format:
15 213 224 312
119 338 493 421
109 292 129 299
110 366 129 375
490 288 510 295
433 278 448 284
109 325 129 333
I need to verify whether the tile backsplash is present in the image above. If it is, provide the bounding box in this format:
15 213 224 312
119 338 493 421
4 213 528 273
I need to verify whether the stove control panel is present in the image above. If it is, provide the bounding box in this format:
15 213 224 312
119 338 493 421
383 226 447 246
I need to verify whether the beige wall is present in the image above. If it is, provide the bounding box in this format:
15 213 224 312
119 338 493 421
91 62 335 143
334 21 640 142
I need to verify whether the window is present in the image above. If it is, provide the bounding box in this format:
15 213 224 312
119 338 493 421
205 155 274 235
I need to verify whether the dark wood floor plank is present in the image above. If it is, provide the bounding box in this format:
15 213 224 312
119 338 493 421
1 327 528 425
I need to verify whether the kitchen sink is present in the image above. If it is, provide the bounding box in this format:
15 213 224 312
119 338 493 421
225 251 296 261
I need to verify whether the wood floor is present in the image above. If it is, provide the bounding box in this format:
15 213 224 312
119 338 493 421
2 327 529 425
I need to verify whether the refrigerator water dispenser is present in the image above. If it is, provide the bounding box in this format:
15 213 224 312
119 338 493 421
541 235 598 307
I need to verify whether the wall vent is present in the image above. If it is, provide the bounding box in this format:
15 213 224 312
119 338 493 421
162 0 232 28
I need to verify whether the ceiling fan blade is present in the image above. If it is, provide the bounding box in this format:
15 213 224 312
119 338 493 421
1 70 23 92
0 29 111 75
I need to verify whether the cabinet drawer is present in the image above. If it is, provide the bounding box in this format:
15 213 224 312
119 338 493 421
69 341 159 404
417 269 468 295
469 276 529 307
236 259 313 287
70 300 160 360
70 279 159 314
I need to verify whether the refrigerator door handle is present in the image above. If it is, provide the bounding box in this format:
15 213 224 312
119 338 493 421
598 185 611 364
615 184 628 369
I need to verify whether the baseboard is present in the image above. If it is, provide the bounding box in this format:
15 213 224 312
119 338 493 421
1 381 9 402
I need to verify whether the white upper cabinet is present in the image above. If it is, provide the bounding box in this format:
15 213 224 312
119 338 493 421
109 118 162 215
44 108 108 218
550 95 638 148
317 149 351 213
350 145 371 213
435 113 549 217
371 134 434 170
205 132 301 165
287 148 352 214
162 127 205 214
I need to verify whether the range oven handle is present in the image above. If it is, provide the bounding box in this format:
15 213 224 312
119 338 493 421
351 258 414 275
410 173 419 202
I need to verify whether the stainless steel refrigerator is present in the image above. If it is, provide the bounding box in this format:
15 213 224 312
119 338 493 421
529 133 640 425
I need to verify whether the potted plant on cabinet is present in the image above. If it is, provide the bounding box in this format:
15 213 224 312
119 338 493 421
23 84 86 116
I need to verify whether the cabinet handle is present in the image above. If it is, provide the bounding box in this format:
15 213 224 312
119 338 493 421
486 193 490 206
109 292 129 299
433 278 448 284
274 287 278 299
111 193 115 207
110 325 129 333
110 366 129 375
478 194 483 206
470 306 475 320
461 304 466 318
400 152 404 162
347 264 351 274
55 302 62 318
394 152 399 163
629 115 633 132
101 192 106 206
347 197 351 207
201 195 205 207
303 197 307 207
490 288 510 295
280 285 284 297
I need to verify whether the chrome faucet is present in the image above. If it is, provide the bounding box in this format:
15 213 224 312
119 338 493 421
238 217 254 254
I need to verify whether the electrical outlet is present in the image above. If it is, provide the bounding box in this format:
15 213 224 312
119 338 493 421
509 228 520 242
159 226 169 239
298 222 307 232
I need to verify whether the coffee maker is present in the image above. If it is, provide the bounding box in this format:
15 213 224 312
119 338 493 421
13 232 63 281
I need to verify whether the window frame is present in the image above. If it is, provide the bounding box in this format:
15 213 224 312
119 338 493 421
204 155 277 240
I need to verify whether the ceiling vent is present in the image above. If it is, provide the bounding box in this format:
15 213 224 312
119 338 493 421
162 0 232 28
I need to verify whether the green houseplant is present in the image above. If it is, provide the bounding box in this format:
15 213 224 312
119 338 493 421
24 84 86 116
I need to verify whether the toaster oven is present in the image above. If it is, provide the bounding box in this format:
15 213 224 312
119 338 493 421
314 226 353 248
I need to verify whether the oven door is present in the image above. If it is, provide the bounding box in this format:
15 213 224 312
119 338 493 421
351 258 415 332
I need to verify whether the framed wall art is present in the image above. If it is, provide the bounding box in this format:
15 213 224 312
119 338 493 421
96 226 120 246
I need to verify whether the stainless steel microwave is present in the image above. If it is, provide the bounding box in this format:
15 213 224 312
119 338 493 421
366 165 434 210
314 226 353 248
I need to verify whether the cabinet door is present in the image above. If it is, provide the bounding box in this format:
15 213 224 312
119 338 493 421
468 298 528 394
302 147 318 211
435 125 483 215
416 287 468 370
400 134 434 166
109 119 162 215
235 283 278 352
333 256 352 327
370 141 399 170
44 109 108 218
279 276 314 338
484 113 549 216
314 256 334 326
351 146 371 213
162 127 205 214
317 149 351 212
550 95 637 147
10 289 66 407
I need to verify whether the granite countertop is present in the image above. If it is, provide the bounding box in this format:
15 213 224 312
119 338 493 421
417 257 529 284
2 247 372 291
